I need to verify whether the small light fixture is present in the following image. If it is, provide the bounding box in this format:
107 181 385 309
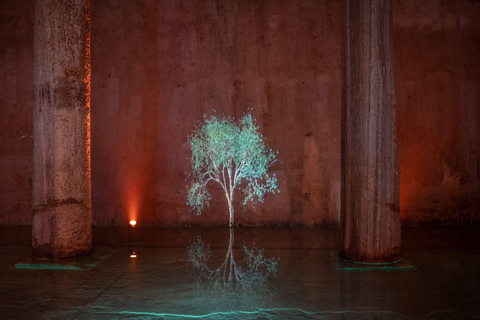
129 220 137 227
130 251 137 258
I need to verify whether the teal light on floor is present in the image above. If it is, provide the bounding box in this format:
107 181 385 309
15 262 86 270
96 308 409 319
339 258 417 271
14 248 114 271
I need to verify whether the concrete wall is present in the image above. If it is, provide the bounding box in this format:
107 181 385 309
395 0 480 225
91 0 342 226
0 0 479 226
0 1 34 224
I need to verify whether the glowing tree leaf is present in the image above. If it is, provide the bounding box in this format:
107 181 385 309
187 113 279 226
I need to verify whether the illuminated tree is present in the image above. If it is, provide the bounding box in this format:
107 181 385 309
187 113 279 226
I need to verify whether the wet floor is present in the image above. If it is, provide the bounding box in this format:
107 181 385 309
0 226 479 319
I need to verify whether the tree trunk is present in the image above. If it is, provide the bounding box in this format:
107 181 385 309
228 199 234 227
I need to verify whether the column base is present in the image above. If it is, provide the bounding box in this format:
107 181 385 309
32 202 92 259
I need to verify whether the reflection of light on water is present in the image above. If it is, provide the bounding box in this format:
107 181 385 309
187 227 278 307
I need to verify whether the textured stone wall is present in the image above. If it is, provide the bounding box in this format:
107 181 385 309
0 1 34 224
90 0 342 226
0 0 479 226
394 0 480 225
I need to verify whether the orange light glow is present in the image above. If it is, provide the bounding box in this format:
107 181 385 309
84 1 92 194
130 252 137 258
129 220 137 227
126 187 139 226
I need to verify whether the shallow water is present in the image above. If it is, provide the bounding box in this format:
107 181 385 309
0 226 479 319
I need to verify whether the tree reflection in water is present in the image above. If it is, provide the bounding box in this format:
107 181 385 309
187 227 278 304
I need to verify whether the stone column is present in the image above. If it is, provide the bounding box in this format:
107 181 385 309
341 0 400 263
32 0 92 259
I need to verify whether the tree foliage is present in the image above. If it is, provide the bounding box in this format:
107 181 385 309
187 113 279 225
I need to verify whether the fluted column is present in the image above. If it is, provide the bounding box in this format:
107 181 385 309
341 0 401 263
32 0 92 259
